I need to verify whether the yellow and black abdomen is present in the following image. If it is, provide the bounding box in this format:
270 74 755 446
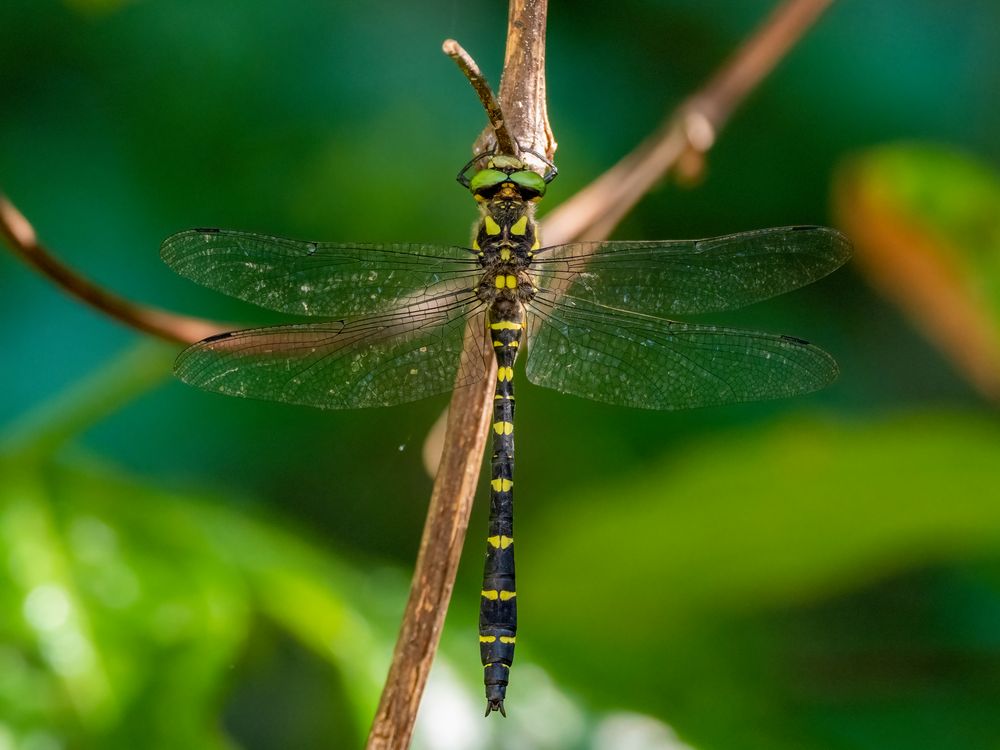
479 303 524 716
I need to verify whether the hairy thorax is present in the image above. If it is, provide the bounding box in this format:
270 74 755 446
475 192 539 310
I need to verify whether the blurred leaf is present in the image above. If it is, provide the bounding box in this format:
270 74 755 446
525 412 1000 750
0 453 400 748
0 340 174 462
834 143 1000 401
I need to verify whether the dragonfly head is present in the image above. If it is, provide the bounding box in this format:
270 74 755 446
457 152 557 203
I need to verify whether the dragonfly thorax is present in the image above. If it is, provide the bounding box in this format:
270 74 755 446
474 200 539 261
474 200 539 307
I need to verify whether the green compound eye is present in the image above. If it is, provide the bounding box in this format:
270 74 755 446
510 170 547 197
469 169 508 194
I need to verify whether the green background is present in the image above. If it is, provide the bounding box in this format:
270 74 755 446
2 1 999 748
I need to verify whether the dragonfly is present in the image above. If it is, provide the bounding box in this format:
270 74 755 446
161 153 850 717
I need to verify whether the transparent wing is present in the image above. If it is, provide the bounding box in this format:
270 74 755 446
174 291 489 410
161 228 481 318
530 226 850 316
526 294 837 410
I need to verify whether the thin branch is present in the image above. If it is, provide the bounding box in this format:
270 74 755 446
443 39 517 156
365 370 494 750
483 0 556 168
833 160 1000 402
542 0 834 245
367 2 552 747
0 194 226 345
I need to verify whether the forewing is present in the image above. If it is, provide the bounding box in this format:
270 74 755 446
174 292 489 409
526 294 838 410
161 229 480 317
531 226 850 316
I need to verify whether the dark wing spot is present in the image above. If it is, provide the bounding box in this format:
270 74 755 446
780 334 811 345
202 331 235 343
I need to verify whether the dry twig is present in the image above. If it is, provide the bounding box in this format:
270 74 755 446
542 0 835 245
0 194 226 345
443 39 518 156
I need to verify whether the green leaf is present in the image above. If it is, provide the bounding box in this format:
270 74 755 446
524 412 1000 750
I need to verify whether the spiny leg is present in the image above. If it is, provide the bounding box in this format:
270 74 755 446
480 311 523 716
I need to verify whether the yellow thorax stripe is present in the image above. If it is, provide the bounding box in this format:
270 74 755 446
494 274 517 289
510 216 528 235
484 216 501 235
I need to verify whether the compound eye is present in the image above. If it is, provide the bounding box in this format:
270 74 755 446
510 170 546 198
469 169 508 196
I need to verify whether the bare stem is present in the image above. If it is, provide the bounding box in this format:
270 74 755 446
443 39 517 156
364 368 494 750
484 0 557 167
367 2 552 747
542 0 834 245
0 194 226 345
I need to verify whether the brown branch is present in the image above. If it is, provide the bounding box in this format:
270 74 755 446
833 158 1000 402
443 39 517 156
542 0 834 246
0 194 226 345
483 0 556 167
365 368 494 750
367 2 552 747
